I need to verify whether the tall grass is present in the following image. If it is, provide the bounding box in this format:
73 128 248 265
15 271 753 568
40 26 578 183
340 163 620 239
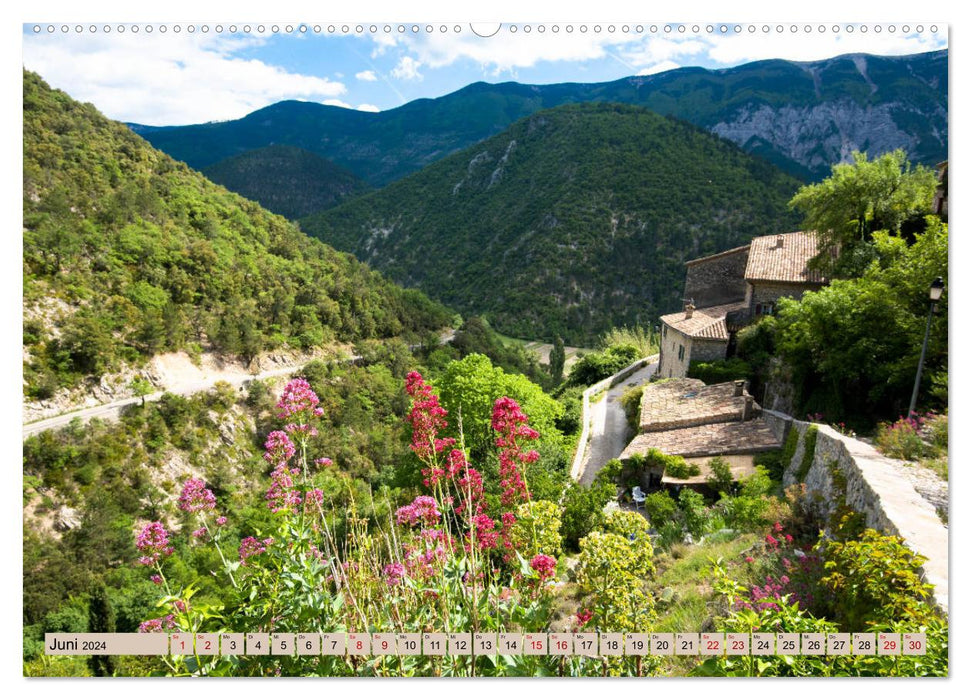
599 325 659 357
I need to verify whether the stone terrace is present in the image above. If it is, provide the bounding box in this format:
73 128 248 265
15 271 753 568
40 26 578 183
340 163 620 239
621 419 781 460
639 378 756 433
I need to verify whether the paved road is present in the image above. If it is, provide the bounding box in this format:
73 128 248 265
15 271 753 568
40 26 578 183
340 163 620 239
22 331 458 441
578 362 657 486
22 364 317 440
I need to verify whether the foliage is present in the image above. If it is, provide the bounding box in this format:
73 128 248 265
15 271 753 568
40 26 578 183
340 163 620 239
875 414 942 462
620 385 644 434
435 354 564 459
677 490 709 538
795 425 819 482
509 500 563 559
599 325 659 358
22 71 450 394
303 103 803 345
445 316 547 386
643 491 677 527
576 511 656 632
687 358 752 386
202 144 370 220
772 217 947 425
706 457 735 496
567 343 640 386
664 459 701 480
559 480 613 552
548 336 565 384
789 150 937 276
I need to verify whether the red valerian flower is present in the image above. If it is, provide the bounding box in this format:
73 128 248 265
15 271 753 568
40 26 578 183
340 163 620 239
492 397 540 506
395 495 441 526
136 522 173 565
404 372 456 465
277 378 325 421
529 554 557 580
177 478 216 513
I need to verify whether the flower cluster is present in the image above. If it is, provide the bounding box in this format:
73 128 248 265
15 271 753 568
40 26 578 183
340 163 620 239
395 495 442 527
404 372 455 466
263 430 296 467
136 522 174 566
492 397 540 506
383 562 406 586
138 615 177 633
177 478 216 513
529 554 557 581
239 536 273 565
277 378 325 421
265 463 303 513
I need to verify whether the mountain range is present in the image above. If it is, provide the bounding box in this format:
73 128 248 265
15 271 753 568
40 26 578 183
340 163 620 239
131 49 947 189
301 102 804 344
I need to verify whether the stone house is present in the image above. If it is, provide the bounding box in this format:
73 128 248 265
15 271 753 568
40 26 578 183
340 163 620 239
620 377 781 488
657 231 826 378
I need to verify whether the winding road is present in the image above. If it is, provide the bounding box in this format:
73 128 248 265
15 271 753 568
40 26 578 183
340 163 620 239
578 361 657 485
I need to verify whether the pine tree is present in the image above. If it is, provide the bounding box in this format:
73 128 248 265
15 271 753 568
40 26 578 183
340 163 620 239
550 336 566 384
87 583 116 677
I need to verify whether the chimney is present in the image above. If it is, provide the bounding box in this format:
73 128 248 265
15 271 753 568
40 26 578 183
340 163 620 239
776 234 785 249
684 302 695 319
742 395 754 421
733 380 745 397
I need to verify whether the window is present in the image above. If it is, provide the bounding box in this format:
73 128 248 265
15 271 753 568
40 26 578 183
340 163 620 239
663 325 667 339
755 302 774 316
677 344 685 362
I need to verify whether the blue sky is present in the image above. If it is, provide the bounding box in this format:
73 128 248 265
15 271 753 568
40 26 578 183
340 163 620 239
22 22 947 125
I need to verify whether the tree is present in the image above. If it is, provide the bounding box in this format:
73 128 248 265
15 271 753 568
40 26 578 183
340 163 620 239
130 377 153 407
87 583 116 677
789 150 936 276
773 217 947 425
549 336 565 383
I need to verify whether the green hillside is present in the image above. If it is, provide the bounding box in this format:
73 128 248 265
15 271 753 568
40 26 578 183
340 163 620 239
132 50 947 184
202 144 370 219
22 71 450 396
301 103 803 345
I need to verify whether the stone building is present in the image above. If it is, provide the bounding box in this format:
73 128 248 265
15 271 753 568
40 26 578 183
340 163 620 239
620 377 781 487
657 231 826 378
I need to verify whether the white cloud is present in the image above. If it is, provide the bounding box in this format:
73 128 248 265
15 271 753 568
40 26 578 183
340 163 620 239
636 61 681 76
357 103 381 112
22 32 346 125
390 56 423 81
355 70 378 82
322 98 353 109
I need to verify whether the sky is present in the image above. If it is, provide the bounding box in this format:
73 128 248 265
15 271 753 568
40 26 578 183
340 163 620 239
21 21 948 126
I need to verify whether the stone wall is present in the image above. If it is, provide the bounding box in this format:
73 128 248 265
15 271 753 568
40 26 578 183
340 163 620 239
683 245 750 308
658 326 691 378
764 410 948 613
748 280 823 311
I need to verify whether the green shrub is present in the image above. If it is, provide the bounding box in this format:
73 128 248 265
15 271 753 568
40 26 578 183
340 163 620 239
643 491 677 526
705 457 734 495
795 425 818 481
687 357 752 385
567 344 640 386
665 459 701 479
560 481 612 551
510 500 563 559
875 416 937 461
678 489 708 537
620 384 645 433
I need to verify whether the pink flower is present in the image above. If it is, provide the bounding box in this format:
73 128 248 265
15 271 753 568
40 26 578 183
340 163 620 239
404 372 455 464
239 536 270 564
384 562 406 586
191 527 208 540
575 609 593 629
314 457 333 468
396 495 441 527
138 615 176 633
150 574 163 585
135 522 172 565
263 430 296 466
529 554 557 580
173 599 189 613
277 378 324 421
216 516 228 526
744 556 755 563
304 488 324 508
265 464 302 513
492 397 539 506
177 478 216 513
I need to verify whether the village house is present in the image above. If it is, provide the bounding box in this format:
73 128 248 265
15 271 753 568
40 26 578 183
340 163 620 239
620 378 781 488
657 231 827 378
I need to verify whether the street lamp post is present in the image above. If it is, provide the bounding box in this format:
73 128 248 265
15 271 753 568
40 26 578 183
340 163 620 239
908 276 945 418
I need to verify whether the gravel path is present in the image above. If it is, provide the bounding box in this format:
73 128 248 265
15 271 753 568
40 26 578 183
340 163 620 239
578 362 657 485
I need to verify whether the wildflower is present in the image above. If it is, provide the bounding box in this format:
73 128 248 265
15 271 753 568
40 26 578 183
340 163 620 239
265 464 302 513
396 495 441 526
138 616 176 633
785 534 794 543
284 423 318 437
239 536 269 564
216 516 228 526
384 562 406 586
765 534 779 549
456 467 485 516
263 430 296 466
136 522 173 565
191 527 208 540
177 478 216 513
491 397 540 506
314 457 333 468
744 556 755 563
277 378 324 421
404 371 455 464
575 609 593 629
773 522 783 533
470 513 500 549
150 574 163 585
529 554 557 580
173 599 189 613
304 488 324 508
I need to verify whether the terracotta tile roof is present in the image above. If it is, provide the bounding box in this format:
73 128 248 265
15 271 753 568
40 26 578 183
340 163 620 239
744 231 827 284
620 419 781 460
659 301 748 341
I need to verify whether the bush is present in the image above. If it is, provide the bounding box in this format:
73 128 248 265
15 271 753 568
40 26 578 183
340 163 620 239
705 457 734 495
567 344 640 386
875 415 938 461
510 500 563 559
643 491 677 526
687 358 752 386
620 385 644 433
560 481 612 551
665 459 701 480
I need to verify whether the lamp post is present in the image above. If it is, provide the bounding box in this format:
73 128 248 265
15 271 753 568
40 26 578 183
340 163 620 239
908 276 945 418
